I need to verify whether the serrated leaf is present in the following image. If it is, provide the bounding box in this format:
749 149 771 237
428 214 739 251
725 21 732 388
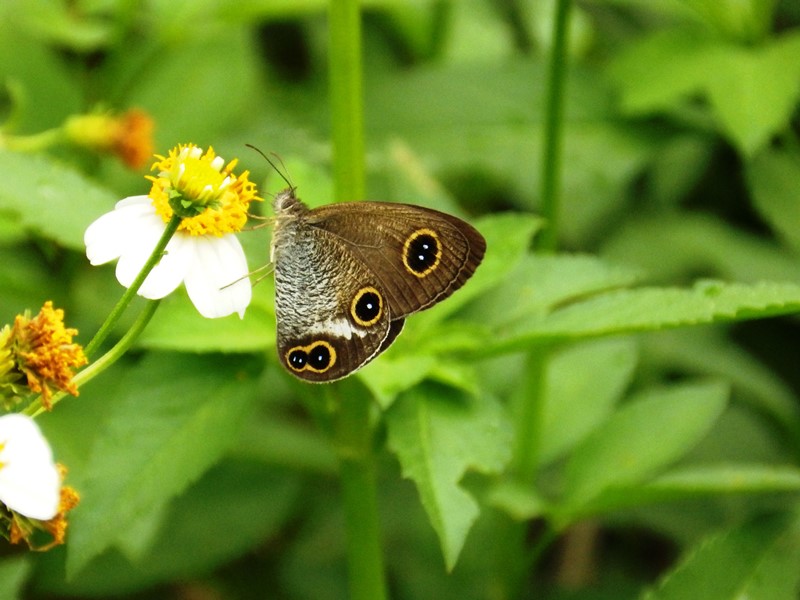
462 253 640 330
66 353 260 577
490 280 800 353
643 512 800 600
539 337 639 466
0 150 117 250
562 381 729 509
386 384 513 570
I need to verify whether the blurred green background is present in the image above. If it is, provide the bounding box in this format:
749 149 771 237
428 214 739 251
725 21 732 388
2 0 800 599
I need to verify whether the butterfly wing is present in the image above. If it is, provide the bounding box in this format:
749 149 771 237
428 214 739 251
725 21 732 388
272 197 485 383
306 202 486 318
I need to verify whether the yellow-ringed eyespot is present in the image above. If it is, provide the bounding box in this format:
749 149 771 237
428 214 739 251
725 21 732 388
351 287 383 327
286 341 336 373
403 228 441 277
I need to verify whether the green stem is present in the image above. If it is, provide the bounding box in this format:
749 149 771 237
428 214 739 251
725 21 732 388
84 214 181 357
330 383 388 600
23 299 161 418
1 128 65 153
328 0 365 201
511 347 551 482
536 0 572 252
489 347 553 599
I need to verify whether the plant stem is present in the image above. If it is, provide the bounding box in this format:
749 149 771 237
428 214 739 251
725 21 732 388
333 383 387 600
24 299 161 418
84 214 181 357
536 0 572 252
512 347 551 482
329 0 365 201
0 128 65 152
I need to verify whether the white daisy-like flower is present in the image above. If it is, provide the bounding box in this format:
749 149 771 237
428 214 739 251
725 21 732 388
84 144 260 319
0 413 60 521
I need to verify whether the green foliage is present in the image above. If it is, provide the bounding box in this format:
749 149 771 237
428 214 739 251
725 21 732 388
1 0 800 599
386 384 513 570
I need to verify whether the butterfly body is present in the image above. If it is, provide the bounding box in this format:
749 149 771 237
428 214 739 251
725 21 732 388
271 188 485 382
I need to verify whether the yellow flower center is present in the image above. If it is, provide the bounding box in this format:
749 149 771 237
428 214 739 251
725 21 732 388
147 144 260 237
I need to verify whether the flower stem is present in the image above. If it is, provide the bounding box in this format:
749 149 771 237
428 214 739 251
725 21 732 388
71 299 160 390
23 299 161 418
83 214 181 357
536 0 572 252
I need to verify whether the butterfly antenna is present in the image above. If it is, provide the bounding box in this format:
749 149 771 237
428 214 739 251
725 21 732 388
245 144 294 190
221 262 274 290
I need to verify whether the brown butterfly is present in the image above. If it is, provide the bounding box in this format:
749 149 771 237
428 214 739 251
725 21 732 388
270 187 486 382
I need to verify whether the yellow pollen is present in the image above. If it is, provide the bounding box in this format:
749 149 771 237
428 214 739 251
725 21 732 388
12 302 87 410
147 144 261 237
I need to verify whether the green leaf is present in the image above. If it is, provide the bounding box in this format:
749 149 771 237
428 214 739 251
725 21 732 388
491 464 800 522
65 353 261 577
609 28 800 155
643 512 800 600
36 461 300 597
747 146 800 252
641 328 800 442
608 29 722 115
0 556 30 600
462 253 640 330
586 464 800 516
539 337 639 466
4 0 111 51
0 18 83 130
122 29 261 152
358 354 438 410
705 32 800 155
136 283 275 353
490 280 800 352
0 150 117 250
602 212 800 283
386 384 513 570
562 381 729 509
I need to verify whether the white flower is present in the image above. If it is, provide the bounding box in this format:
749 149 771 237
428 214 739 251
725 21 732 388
84 196 252 318
0 414 60 521
83 144 259 319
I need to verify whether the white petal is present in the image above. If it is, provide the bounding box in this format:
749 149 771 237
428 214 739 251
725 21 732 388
184 235 252 318
114 218 187 299
136 233 194 299
0 414 60 520
84 196 154 266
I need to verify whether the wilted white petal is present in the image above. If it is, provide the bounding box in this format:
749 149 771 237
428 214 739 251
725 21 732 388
84 196 154 266
0 414 60 521
184 235 251 318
